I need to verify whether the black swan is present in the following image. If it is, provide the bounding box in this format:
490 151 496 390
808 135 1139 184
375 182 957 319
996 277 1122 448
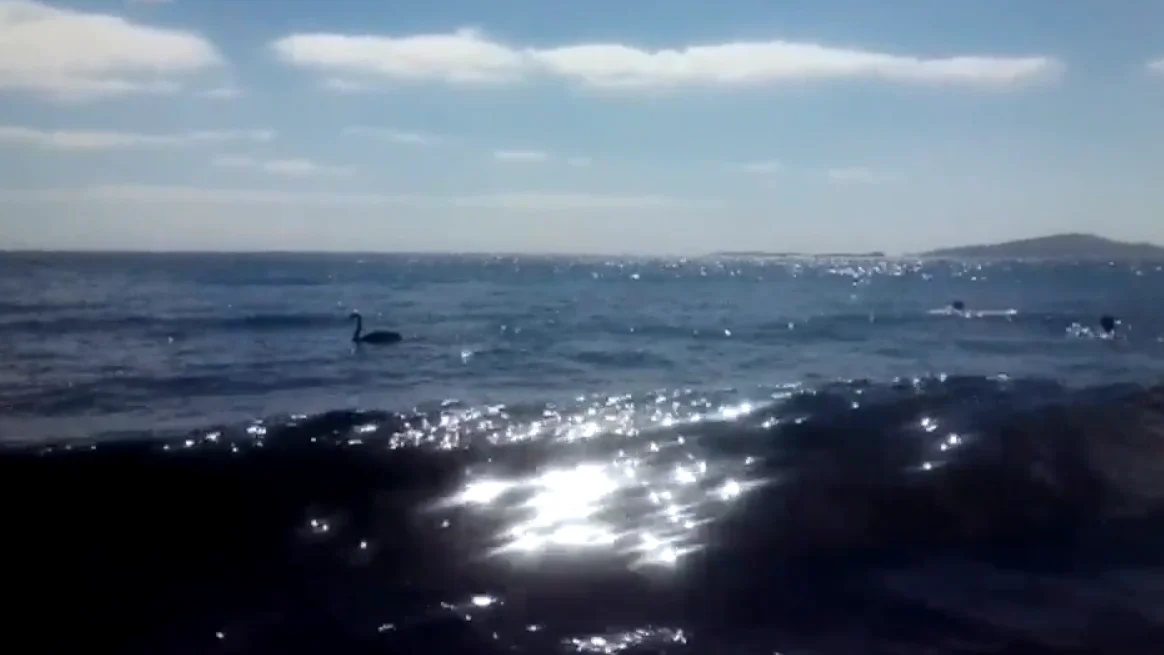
349 311 402 344
1100 314 1117 335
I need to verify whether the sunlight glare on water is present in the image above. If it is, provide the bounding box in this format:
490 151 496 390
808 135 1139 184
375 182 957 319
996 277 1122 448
441 396 767 569
566 627 689 653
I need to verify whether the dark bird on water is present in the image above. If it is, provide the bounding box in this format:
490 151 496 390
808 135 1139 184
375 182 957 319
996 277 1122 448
951 300 965 312
1100 314 1117 335
349 311 402 344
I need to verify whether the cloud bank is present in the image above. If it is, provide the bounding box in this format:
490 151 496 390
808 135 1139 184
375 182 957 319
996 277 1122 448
211 155 352 177
0 184 678 210
0 125 272 149
271 26 1062 92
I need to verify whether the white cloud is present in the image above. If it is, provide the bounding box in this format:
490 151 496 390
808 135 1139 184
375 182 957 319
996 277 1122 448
272 28 525 85
212 155 353 177
0 184 678 210
271 26 1061 92
1147 59 1164 75
0 0 223 100
567 157 593 167
493 149 550 163
531 44 1059 90
0 125 272 150
729 160 784 174
342 126 443 146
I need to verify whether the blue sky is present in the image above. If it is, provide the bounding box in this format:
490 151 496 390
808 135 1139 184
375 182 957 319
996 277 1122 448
1 0 1163 254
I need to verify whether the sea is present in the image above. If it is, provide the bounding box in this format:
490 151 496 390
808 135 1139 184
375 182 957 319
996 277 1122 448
3 252 1164 654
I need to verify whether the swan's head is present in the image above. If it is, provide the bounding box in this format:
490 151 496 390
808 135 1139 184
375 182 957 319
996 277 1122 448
349 310 361 320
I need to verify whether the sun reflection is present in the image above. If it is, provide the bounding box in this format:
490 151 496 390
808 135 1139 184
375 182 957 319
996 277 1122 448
438 394 764 569
460 479 511 504
166 386 791 574
371 386 794 452
565 626 688 653
470 594 496 608
718 479 742 500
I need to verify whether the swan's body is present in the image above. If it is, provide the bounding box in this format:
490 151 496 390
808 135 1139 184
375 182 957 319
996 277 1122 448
1100 314 1117 335
349 311 402 344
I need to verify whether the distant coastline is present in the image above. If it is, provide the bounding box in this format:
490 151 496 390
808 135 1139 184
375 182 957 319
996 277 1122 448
917 233 1164 260
710 233 1164 261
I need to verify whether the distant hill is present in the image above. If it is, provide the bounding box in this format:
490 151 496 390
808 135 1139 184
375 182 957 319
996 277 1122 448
920 233 1164 260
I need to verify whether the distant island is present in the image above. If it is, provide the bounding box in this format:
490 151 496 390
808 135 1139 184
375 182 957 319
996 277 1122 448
710 234 1164 261
919 233 1164 260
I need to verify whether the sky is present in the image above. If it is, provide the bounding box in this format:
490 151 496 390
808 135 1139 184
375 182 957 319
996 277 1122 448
1 0 1164 254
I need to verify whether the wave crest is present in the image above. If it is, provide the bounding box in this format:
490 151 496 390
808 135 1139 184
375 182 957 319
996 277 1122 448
8 376 1164 652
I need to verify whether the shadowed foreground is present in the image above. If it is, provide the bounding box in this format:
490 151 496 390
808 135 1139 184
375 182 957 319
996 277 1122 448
6 378 1164 654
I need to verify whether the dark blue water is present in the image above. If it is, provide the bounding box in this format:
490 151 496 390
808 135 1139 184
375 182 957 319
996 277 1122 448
3 252 1164 654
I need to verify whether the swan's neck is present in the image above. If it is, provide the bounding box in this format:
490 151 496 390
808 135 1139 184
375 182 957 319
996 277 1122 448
352 315 362 341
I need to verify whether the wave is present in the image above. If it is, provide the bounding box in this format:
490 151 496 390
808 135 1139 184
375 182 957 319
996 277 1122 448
926 307 1020 318
0 306 1141 355
0 299 108 314
6 376 1164 653
491 308 1122 343
0 311 350 337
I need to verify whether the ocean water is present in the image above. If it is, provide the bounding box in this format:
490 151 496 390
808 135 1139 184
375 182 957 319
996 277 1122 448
3 252 1164 654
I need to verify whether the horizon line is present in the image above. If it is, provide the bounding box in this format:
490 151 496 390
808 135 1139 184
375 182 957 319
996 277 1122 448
0 247 923 258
